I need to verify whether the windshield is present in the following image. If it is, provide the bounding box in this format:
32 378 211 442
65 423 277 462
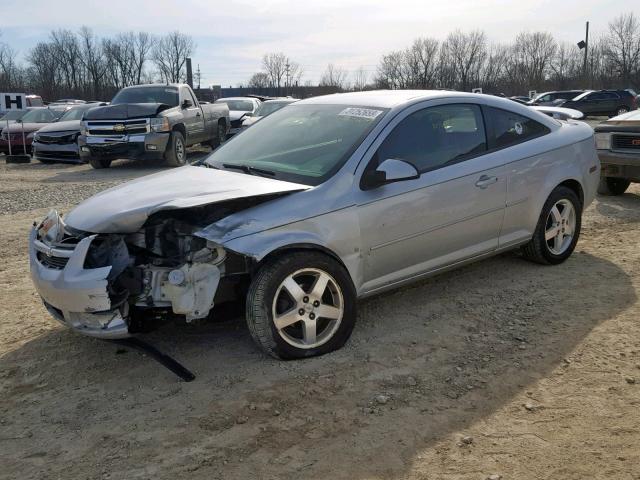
256 101 293 117
0 110 27 121
58 107 87 121
216 99 254 111
20 109 58 123
205 104 387 185
112 87 179 106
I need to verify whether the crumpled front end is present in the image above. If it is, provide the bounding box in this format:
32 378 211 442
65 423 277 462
29 210 229 339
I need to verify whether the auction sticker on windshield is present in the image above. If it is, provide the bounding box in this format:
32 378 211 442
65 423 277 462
338 107 383 120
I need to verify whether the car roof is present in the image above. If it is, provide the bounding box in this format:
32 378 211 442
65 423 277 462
217 97 260 101
263 98 298 103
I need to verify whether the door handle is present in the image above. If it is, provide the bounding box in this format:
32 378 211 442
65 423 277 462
196 112 201 117
475 175 498 189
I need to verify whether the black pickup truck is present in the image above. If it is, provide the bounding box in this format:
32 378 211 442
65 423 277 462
79 84 230 168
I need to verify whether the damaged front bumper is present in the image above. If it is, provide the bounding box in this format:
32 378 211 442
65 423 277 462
29 227 131 339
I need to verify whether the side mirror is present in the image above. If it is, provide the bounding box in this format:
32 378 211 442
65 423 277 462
362 158 419 190
182 99 193 109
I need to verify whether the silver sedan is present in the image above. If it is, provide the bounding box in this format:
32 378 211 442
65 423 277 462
29 90 600 359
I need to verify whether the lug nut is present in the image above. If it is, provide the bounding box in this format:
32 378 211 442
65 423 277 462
309 313 316 320
313 300 320 307
298 308 305 315
303 296 309 303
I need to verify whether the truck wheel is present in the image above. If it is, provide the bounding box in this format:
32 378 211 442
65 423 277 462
165 131 186 167
597 177 630 196
246 252 357 360
208 122 227 149
89 157 112 169
521 186 582 265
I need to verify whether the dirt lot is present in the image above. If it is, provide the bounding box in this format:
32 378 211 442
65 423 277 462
1 147 639 480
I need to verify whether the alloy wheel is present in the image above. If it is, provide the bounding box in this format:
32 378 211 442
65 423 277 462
545 199 576 255
271 268 344 349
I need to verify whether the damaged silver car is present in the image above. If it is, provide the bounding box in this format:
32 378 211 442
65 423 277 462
30 91 600 359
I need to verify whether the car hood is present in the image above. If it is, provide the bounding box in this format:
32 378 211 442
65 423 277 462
36 120 81 133
4 123 49 134
63 165 310 233
83 103 173 120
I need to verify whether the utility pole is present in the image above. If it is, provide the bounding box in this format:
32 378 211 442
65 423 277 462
195 64 201 90
186 57 193 88
583 21 589 83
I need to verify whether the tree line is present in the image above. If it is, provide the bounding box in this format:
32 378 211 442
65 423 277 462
245 12 640 95
0 29 195 101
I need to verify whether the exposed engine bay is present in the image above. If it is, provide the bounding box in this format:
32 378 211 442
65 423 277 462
30 196 287 337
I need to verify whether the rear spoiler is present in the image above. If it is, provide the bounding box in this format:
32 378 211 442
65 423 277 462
530 106 584 120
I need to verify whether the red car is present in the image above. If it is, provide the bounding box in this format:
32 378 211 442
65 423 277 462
0 107 65 155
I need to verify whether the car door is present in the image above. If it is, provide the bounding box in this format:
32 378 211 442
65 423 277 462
355 102 507 293
180 87 204 144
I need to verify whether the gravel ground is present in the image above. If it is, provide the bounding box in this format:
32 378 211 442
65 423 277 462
1 131 639 480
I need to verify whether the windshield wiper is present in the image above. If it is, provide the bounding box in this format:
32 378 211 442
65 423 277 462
222 163 275 177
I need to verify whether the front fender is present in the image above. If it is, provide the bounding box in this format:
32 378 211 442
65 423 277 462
201 207 366 295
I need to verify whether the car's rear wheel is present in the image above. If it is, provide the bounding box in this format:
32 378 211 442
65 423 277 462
246 252 357 359
165 130 186 167
521 186 582 265
89 157 112 169
597 176 630 196
207 121 227 149
616 106 630 116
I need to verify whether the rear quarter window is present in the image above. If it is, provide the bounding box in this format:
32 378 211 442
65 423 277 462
485 106 550 150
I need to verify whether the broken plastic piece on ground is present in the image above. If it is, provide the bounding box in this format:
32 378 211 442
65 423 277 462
107 337 196 382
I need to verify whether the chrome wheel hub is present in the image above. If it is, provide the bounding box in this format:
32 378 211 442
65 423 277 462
176 139 185 161
272 268 344 349
545 199 576 255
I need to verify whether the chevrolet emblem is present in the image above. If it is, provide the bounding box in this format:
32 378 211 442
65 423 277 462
113 124 126 133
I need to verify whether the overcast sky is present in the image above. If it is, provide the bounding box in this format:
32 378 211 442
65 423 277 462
0 0 633 87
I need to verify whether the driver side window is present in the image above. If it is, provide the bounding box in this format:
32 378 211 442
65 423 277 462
375 104 487 174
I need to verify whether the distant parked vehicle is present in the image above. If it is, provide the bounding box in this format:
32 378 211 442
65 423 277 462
560 90 637 117
214 97 261 136
0 107 43 126
241 98 298 129
26 95 44 107
32 103 106 164
0 107 65 155
528 90 585 106
50 99 87 105
79 83 230 168
509 96 531 105
594 109 640 195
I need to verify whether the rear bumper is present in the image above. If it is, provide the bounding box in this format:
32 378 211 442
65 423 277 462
29 227 130 339
78 133 169 161
598 150 640 179
32 141 82 163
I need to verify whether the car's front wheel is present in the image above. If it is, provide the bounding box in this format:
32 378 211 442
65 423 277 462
165 130 186 167
598 176 630 196
246 252 357 359
521 186 582 265
89 157 112 169
616 106 630 116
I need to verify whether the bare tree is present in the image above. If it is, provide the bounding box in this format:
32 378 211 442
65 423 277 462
352 66 368 91
405 37 440 88
248 72 270 88
603 12 640 87
152 31 195 83
261 52 302 91
512 31 557 90
0 31 21 90
442 30 487 91
78 27 106 98
319 63 348 89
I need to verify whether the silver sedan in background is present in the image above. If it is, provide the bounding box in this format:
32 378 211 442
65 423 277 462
29 90 599 360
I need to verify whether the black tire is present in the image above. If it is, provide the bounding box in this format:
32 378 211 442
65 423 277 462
597 177 630 196
164 130 187 167
246 251 357 359
616 106 630 116
89 157 112 169
521 186 582 265
206 121 227 149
